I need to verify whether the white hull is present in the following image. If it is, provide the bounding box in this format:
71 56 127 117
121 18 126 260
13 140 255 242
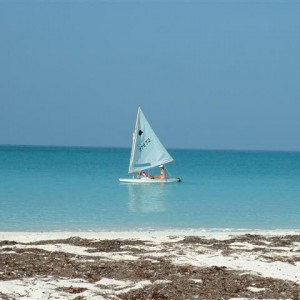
119 178 181 183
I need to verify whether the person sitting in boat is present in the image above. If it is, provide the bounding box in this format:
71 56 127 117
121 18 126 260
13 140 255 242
137 170 154 179
154 165 167 180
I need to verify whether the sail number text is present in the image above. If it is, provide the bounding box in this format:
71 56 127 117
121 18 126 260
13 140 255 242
138 138 151 152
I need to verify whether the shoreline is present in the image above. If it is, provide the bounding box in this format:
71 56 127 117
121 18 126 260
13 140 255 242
1 230 300 299
1 228 300 242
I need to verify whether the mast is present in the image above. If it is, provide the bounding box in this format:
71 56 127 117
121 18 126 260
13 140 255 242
128 107 140 173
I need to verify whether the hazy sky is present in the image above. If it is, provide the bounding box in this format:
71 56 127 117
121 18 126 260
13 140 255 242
1 0 299 151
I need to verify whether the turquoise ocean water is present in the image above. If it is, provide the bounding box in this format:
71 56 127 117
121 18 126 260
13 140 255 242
0 145 300 231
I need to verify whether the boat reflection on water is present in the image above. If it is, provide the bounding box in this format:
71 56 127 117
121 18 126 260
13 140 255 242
126 183 169 213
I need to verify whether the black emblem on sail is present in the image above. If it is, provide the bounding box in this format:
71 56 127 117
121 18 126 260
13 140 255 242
138 130 143 136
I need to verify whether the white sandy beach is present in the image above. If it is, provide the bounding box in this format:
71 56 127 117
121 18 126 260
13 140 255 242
0 230 300 299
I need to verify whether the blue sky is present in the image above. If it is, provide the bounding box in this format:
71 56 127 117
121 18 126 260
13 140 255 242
0 0 299 150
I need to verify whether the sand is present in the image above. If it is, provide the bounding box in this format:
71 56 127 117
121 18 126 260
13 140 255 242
0 230 300 299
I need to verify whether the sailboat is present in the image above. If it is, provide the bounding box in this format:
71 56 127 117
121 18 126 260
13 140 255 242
119 107 181 183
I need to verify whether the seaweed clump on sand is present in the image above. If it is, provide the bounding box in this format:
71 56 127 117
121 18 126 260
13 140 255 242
0 236 299 299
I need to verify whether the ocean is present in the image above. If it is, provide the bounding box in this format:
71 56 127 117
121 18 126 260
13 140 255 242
0 145 300 231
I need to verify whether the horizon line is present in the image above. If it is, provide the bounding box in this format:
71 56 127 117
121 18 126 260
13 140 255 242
0 143 299 154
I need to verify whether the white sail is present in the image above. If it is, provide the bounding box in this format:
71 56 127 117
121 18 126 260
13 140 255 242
128 107 174 174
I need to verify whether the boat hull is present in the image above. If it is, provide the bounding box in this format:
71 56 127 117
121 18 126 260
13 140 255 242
119 178 181 183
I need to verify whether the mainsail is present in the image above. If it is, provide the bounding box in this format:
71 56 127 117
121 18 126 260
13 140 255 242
128 107 174 174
